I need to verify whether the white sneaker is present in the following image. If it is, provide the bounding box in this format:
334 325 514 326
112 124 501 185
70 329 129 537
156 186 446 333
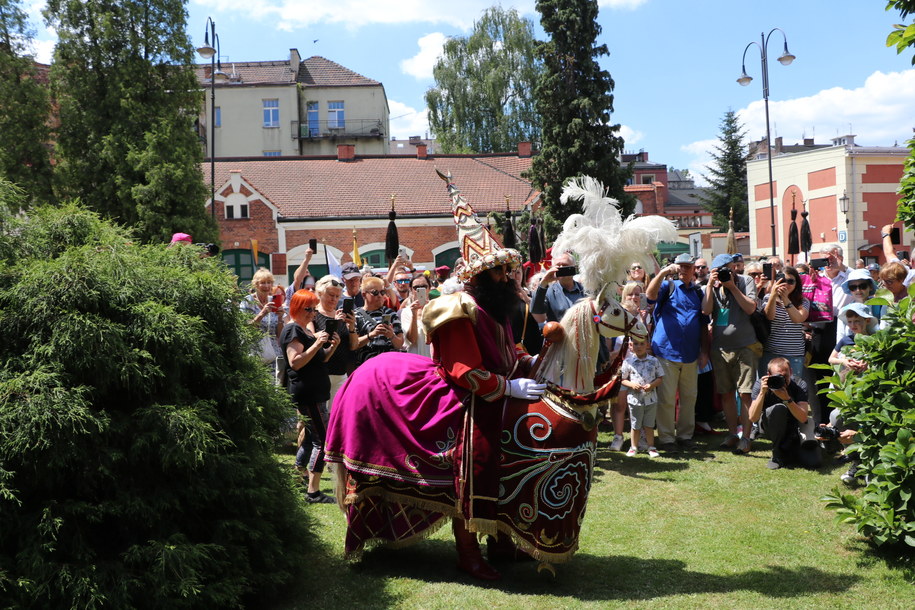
626 447 638 457
610 434 625 451
647 447 660 458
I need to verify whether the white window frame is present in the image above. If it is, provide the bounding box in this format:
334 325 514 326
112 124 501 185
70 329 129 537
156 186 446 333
263 99 279 128
327 101 344 129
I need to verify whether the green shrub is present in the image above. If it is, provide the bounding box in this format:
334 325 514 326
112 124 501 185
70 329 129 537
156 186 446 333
0 197 309 608
820 284 915 549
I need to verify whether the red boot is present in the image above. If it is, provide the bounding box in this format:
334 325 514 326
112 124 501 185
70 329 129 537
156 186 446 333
453 519 501 581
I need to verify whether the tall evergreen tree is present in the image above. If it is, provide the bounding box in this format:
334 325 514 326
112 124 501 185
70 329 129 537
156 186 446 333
0 0 53 206
44 0 217 243
699 110 749 232
527 0 632 233
426 6 541 153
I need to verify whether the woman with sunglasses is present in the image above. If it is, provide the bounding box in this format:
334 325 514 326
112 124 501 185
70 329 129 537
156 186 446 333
313 275 358 406
281 289 341 504
353 276 404 366
836 269 880 342
760 266 809 378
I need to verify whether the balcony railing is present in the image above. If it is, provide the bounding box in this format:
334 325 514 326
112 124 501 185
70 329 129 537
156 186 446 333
297 118 385 140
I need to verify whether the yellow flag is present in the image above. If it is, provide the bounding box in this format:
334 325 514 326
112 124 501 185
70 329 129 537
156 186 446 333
250 239 259 273
351 230 362 267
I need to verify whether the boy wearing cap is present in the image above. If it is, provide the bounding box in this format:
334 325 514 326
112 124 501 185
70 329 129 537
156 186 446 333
646 253 707 453
703 253 759 454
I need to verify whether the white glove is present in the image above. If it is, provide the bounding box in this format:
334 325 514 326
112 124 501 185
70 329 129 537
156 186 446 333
506 378 546 400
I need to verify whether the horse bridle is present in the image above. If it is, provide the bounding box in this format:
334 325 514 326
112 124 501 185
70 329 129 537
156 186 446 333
591 300 641 336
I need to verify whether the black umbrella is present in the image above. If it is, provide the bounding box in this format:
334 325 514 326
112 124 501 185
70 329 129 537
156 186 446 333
800 201 813 256
501 196 516 249
385 194 399 264
787 207 800 255
528 215 543 264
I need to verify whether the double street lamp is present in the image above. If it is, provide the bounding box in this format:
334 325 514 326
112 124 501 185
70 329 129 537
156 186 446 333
197 18 227 222
737 28 796 257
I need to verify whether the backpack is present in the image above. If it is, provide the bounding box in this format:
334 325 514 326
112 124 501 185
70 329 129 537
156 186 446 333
801 273 833 323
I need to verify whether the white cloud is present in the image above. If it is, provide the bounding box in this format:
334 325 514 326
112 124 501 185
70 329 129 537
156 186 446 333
194 0 507 30
619 124 644 147
400 33 446 80
388 98 430 140
736 70 915 147
682 69 915 184
30 38 56 64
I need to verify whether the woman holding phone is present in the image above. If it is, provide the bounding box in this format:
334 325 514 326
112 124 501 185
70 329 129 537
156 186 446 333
240 268 284 381
313 275 358 406
353 276 404 366
401 275 432 358
281 289 340 504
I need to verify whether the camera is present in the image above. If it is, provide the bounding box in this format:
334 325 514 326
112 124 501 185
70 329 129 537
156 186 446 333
717 266 731 282
896 250 910 261
774 272 786 283
814 424 840 441
767 374 785 390
809 257 829 269
556 266 577 277
194 242 220 257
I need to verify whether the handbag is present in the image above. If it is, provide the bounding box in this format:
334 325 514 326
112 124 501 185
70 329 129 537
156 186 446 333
258 335 277 364
750 310 771 345
802 273 833 323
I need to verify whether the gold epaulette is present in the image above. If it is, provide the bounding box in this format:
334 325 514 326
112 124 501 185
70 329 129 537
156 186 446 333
421 292 477 339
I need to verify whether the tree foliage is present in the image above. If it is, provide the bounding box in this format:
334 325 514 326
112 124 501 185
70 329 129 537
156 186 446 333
425 6 541 154
0 0 53 206
44 0 217 244
0 188 310 607
699 110 749 232
820 285 915 550
527 0 633 236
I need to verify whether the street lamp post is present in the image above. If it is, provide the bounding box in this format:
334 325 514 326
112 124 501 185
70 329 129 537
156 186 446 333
839 190 850 226
197 18 227 222
737 28 796 257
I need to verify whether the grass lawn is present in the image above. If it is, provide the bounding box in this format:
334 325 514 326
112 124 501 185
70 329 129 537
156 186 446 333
275 428 913 609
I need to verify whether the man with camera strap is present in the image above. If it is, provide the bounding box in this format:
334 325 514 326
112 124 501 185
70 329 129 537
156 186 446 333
748 357 816 470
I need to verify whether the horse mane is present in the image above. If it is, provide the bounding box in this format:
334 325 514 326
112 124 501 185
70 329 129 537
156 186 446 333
536 298 599 394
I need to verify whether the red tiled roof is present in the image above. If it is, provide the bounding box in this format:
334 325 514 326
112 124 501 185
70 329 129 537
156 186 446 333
194 60 297 86
208 154 535 219
298 56 380 88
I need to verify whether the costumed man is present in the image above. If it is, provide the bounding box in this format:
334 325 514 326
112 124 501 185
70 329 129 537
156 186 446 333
324 174 545 581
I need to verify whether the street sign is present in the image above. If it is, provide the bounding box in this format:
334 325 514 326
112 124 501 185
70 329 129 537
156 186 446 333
838 230 847 243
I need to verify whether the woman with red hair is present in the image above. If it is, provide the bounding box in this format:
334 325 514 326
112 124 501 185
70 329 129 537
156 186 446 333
280 289 340 504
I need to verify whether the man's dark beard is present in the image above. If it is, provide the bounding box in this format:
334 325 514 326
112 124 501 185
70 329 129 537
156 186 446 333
468 270 521 323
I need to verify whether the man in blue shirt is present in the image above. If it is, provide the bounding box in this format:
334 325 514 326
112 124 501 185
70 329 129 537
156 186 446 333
646 253 708 453
531 251 585 323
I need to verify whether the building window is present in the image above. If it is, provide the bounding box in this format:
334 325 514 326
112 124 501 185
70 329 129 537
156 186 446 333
307 101 319 137
263 151 281 157
263 99 279 128
224 192 250 220
222 249 270 286
214 106 221 128
328 101 344 129
641 174 655 185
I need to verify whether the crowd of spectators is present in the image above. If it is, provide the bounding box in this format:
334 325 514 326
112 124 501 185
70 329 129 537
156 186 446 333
232 221 913 496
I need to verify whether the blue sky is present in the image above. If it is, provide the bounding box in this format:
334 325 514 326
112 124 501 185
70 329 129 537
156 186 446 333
27 0 915 183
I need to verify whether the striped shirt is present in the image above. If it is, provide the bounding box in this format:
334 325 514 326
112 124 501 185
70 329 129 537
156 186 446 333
762 295 810 357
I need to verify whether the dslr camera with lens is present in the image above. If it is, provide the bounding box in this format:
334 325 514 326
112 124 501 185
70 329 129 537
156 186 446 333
194 242 220 257
717 266 731 282
767 373 785 390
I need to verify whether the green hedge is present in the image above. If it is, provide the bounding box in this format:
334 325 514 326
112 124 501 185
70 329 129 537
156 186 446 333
821 285 915 549
0 198 309 608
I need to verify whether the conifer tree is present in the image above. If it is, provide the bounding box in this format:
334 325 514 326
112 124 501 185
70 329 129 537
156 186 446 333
699 110 749 232
0 188 310 607
44 0 217 243
426 6 541 153
0 0 53 206
527 0 632 231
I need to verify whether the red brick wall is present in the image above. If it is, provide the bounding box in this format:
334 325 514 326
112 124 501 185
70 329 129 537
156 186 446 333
286 224 459 263
217 196 279 255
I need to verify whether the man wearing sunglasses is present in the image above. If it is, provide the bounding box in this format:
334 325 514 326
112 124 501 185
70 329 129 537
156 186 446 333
352 276 404 365
694 258 710 286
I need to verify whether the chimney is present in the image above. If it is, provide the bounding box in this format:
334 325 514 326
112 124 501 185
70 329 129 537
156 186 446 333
336 144 355 161
804 138 814 146
416 144 428 159
518 141 532 158
289 48 300 74
775 137 783 154
638 151 649 162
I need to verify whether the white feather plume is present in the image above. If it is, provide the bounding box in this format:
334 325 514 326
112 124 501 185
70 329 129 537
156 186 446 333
552 176 679 299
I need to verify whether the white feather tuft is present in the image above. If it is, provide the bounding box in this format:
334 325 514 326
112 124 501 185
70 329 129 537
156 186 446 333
553 176 678 299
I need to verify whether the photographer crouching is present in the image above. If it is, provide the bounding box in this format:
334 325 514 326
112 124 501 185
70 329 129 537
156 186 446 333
748 357 821 470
